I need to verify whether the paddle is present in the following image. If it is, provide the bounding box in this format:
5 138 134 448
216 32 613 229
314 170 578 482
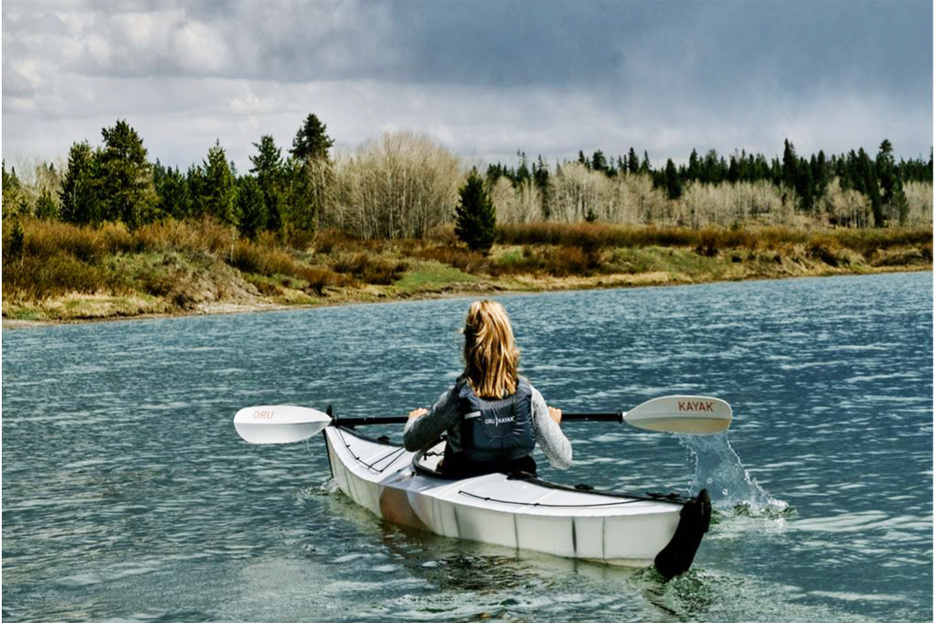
233 395 732 444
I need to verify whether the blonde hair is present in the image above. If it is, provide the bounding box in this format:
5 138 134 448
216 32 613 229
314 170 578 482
462 300 520 399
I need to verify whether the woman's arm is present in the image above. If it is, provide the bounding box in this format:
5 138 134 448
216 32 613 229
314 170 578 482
403 385 460 452
530 387 573 469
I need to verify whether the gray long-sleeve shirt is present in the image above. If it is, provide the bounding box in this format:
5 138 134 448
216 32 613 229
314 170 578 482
403 380 572 469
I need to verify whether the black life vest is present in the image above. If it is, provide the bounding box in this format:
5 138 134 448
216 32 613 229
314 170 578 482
457 378 535 463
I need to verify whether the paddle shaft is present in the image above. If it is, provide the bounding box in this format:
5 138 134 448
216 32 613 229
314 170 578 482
333 411 624 428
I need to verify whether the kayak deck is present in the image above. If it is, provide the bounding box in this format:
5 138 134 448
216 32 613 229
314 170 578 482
323 425 710 577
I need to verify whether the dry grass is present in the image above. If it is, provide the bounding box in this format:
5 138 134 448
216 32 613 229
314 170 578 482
3 217 930 320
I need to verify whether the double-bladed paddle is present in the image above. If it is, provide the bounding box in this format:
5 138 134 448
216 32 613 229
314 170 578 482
233 395 732 445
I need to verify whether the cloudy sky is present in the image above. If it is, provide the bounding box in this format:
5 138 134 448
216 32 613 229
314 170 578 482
3 0 932 173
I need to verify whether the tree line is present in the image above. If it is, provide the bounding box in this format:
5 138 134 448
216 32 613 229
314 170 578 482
3 114 932 246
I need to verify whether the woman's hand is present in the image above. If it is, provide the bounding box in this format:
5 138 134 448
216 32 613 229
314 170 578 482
547 406 562 425
408 407 429 420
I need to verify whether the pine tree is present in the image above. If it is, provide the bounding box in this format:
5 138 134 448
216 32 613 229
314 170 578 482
591 150 607 173
533 155 551 220
665 159 682 200
97 120 157 228
35 189 58 220
200 140 236 225
877 139 908 225
640 151 652 175
288 114 334 236
236 176 266 240
250 135 284 232
153 161 191 220
59 141 99 224
290 114 334 161
454 169 496 253
8 219 24 261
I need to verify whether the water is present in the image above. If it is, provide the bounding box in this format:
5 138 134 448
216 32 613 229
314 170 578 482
3 272 931 622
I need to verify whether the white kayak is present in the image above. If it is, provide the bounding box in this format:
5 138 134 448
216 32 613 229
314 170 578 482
322 425 712 578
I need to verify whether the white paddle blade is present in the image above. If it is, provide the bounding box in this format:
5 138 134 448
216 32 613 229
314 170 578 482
233 405 331 444
625 395 732 435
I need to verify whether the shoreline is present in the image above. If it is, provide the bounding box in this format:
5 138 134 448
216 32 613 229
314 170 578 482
4 264 929 330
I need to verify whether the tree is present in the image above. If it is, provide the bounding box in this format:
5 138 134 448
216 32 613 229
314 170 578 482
236 176 266 240
533 155 551 220
455 169 496 253
2 161 30 218
34 189 58 220
153 161 192 220
664 159 683 200
290 113 334 161
288 114 335 237
200 140 236 224
640 151 652 175
250 135 284 232
8 219 24 260
97 119 157 227
854 147 883 226
591 150 607 173
627 147 639 174
58 143 98 224
876 139 908 225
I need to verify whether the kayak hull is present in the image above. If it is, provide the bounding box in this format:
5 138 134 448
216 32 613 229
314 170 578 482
324 426 709 576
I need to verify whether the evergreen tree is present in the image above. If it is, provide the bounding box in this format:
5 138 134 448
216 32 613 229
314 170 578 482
153 161 192 220
640 151 652 175
288 114 334 235
686 149 700 182
35 189 58 220
2 161 28 217
854 148 883 226
280 157 318 237
290 113 334 161
186 165 206 218
533 155 551 220
97 120 157 227
877 139 908 225
8 219 24 260
577 150 590 169
454 169 496 253
796 158 815 213
59 142 99 224
627 148 640 174
250 135 284 232
591 150 607 173
236 176 266 240
200 140 236 225
664 159 682 200
515 151 531 185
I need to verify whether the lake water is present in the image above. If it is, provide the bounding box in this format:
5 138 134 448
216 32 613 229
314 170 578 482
3 271 931 622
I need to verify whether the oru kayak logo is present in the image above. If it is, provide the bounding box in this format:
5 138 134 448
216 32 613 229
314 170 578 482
253 410 276 420
678 401 715 412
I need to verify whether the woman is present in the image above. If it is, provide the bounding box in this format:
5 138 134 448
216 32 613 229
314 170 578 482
403 300 572 478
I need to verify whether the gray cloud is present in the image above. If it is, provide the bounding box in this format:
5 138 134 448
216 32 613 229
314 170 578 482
2 0 931 172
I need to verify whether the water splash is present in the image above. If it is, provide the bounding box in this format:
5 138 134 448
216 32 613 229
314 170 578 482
679 432 790 518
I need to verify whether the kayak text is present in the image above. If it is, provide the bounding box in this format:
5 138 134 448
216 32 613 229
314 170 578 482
678 401 715 412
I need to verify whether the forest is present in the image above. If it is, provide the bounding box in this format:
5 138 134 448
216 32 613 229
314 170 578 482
2 113 931 321
3 114 932 240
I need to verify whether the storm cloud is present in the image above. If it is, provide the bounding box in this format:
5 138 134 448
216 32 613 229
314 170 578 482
2 0 931 172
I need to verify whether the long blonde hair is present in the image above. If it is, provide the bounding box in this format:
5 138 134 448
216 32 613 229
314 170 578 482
462 300 520 399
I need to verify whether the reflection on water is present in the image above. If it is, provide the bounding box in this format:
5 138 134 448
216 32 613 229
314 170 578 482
2 272 931 622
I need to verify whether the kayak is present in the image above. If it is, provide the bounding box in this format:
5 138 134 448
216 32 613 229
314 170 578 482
322 424 712 579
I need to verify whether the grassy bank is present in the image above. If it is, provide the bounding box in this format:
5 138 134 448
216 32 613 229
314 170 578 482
2 218 931 322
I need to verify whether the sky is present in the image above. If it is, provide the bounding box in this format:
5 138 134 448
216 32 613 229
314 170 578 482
2 0 932 174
